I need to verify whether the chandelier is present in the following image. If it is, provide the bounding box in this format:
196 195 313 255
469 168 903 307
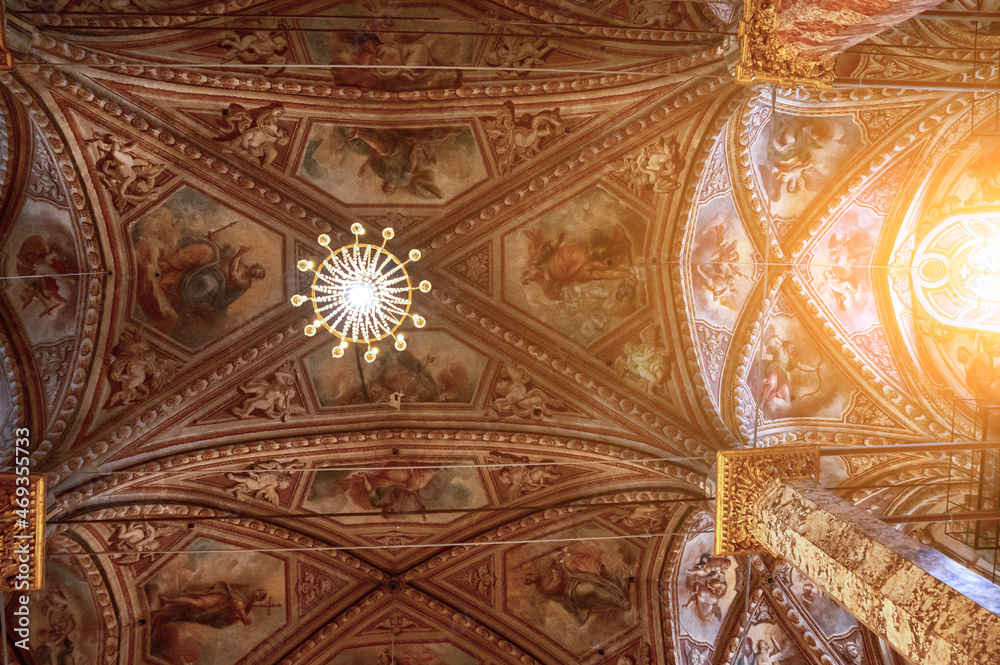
291 223 430 362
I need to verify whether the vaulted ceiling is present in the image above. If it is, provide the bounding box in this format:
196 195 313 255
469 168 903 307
1 1 996 665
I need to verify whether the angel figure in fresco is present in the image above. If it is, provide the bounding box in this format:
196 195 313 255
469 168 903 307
87 134 166 210
110 521 177 564
696 223 750 311
217 102 291 167
524 546 633 625
134 218 266 335
521 225 638 303
231 361 306 421
153 582 267 629
330 0 461 90
344 126 461 199
682 552 731 621
818 231 867 310
957 333 1000 403
16 235 76 318
757 332 822 412
615 325 673 394
35 586 79 665
760 116 844 199
488 361 566 419
735 636 798 665
343 465 438 518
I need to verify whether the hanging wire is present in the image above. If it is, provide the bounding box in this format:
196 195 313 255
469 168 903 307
44 530 715 557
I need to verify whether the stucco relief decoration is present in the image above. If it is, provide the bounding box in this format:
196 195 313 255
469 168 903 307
485 36 553 76
219 30 289 73
88 134 167 212
484 101 566 176
216 103 292 167
488 361 566 419
609 134 684 196
106 330 181 407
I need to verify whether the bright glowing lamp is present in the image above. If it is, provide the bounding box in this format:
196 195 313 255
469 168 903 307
291 224 430 362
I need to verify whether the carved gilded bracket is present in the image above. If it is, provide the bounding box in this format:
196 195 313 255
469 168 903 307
715 446 819 555
735 0 834 88
0 3 12 71
1 473 46 591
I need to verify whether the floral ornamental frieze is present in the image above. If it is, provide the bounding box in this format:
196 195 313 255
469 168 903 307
736 0 835 88
714 446 819 555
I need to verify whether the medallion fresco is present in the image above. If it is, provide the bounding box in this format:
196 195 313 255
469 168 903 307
142 538 286 665
504 523 639 656
303 330 486 406
503 186 647 345
297 123 486 203
129 187 282 349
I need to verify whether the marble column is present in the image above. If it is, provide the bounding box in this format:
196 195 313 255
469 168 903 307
715 447 1000 665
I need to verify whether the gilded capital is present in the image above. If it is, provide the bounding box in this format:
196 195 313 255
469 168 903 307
715 446 819 555
736 0 834 88
1 473 46 592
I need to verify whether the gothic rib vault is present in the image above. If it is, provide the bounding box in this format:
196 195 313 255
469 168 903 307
1 1 999 665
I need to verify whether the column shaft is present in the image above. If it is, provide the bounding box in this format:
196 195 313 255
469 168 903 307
754 479 1000 665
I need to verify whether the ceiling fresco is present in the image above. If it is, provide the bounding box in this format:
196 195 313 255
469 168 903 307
1 1 998 665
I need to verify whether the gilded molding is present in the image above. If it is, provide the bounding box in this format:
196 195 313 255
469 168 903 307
736 0 834 88
715 445 819 555
0 473 46 591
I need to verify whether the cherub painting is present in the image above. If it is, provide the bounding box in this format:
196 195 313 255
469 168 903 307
2 197 81 345
144 539 285 665
748 316 850 420
753 113 860 220
682 553 733 621
688 203 757 329
676 532 738 646
809 206 879 333
29 565 101 665
298 123 485 204
304 331 485 407
129 188 281 348
505 187 647 344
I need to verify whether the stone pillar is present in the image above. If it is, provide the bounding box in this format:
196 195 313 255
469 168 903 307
715 447 1000 665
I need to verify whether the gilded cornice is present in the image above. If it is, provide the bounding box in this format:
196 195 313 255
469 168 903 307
715 445 819 555
735 0 834 88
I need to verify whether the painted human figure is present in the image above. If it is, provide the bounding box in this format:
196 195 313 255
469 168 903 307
16 235 75 317
344 465 438 517
345 126 460 198
154 583 266 628
524 546 632 624
219 103 290 167
696 224 749 310
757 333 821 411
683 552 731 621
521 226 636 302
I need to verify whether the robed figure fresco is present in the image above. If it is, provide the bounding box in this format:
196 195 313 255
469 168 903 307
133 207 266 341
521 225 637 304
524 546 632 624
153 583 267 629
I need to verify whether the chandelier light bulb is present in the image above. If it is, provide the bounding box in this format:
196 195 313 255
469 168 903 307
295 225 431 358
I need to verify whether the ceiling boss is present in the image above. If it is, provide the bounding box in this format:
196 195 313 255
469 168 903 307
291 223 431 362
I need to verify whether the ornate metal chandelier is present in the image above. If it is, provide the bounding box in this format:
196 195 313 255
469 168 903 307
291 223 430 362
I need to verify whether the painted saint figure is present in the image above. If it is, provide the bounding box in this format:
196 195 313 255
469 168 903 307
696 223 749 311
524 546 632 624
344 465 438 517
134 220 266 336
344 126 461 198
153 582 267 629
521 226 637 303
757 333 821 412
